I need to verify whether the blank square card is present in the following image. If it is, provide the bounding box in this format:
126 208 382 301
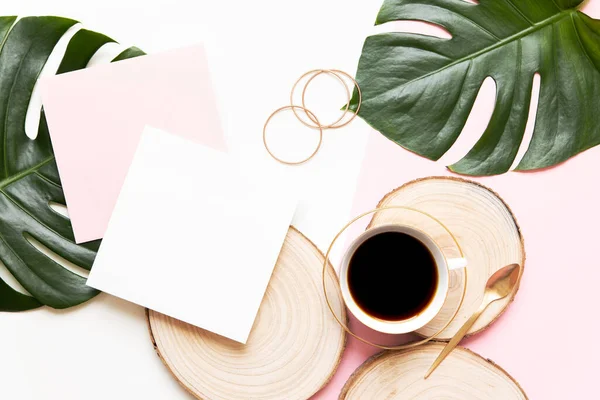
87 127 297 343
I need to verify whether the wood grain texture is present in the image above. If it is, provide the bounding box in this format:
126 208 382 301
370 177 525 339
340 343 528 400
147 227 346 400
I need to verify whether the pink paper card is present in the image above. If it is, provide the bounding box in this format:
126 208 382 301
40 45 226 243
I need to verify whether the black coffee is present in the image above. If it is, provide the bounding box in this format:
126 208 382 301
347 231 438 321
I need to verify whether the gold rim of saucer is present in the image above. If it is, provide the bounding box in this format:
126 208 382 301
322 205 468 351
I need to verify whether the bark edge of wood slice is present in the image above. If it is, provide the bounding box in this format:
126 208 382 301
146 227 347 400
339 343 528 400
370 177 525 339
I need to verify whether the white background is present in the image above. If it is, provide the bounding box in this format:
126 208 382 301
7 1 597 399
0 0 380 399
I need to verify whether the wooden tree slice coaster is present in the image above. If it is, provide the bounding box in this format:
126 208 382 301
370 177 525 339
339 344 528 399
147 227 347 400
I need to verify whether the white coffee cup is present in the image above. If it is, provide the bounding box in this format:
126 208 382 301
339 224 467 335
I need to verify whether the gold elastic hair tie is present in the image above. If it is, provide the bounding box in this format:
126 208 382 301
300 69 362 130
263 69 362 165
290 69 351 130
263 105 323 165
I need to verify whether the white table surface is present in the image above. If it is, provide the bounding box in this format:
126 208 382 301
0 0 378 399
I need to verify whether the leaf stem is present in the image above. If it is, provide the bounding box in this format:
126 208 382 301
374 10 573 98
0 156 55 190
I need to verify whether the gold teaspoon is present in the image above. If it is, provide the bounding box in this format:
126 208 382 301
424 263 522 379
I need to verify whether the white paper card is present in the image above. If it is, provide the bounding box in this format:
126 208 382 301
87 127 297 343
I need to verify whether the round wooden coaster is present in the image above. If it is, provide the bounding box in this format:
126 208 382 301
147 227 347 400
370 177 525 339
339 344 527 399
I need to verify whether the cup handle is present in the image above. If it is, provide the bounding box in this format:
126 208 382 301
447 257 468 270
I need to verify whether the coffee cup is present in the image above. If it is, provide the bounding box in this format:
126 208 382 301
339 224 467 335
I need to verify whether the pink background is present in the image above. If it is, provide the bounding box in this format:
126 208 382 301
313 2 600 398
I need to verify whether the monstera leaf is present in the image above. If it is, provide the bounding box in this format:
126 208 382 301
352 0 600 175
0 17 144 311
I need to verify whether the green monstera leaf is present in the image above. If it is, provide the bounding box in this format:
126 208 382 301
0 17 144 311
352 0 600 175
